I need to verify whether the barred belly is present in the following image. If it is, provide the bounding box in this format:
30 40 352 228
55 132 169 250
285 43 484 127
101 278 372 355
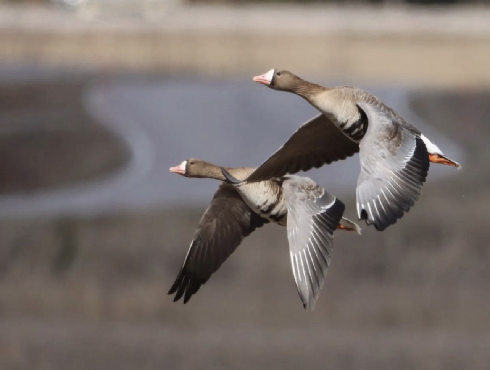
257 196 287 226
237 183 287 226
339 117 368 142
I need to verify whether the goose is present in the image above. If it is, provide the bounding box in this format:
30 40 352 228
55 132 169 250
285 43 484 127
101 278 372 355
234 69 461 231
168 158 360 309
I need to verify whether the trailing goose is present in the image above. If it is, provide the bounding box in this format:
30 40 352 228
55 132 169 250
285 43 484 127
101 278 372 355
237 69 461 231
168 158 360 309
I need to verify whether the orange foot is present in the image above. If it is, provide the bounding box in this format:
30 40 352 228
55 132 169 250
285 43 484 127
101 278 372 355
429 153 460 168
337 224 355 232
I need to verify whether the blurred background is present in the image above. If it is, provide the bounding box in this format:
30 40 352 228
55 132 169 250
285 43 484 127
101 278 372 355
0 0 489 369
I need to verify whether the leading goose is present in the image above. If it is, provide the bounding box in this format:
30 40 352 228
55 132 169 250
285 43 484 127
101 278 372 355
237 69 460 231
168 158 360 309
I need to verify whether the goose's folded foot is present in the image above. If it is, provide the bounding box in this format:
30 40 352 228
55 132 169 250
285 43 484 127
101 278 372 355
337 217 362 234
337 224 355 231
429 153 461 169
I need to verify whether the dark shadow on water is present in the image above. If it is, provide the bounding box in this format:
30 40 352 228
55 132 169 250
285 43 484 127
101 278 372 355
0 80 131 195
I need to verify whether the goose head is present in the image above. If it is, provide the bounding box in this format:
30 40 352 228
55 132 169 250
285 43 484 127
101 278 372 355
253 69 300 92
169 158 220 179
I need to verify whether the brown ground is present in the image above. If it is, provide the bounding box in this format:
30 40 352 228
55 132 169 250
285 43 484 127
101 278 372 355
0 84 488 369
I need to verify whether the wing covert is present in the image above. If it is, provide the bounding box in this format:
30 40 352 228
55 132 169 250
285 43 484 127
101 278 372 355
356 102 429 231
245 114 359 183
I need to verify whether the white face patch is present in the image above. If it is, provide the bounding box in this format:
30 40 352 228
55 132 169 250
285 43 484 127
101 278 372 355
169 160 188 175
181 160 188 171
264 69 275 83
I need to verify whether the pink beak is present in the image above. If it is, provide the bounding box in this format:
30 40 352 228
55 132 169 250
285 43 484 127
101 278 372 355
253 73 271 86
169 163 186 175
253 71 272 86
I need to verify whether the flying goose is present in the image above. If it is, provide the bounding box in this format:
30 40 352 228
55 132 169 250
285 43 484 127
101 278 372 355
168 158 360 309
237 69 461 231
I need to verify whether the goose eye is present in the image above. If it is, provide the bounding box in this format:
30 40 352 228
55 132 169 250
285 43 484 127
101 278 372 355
276 72 281 76
189 161 195 165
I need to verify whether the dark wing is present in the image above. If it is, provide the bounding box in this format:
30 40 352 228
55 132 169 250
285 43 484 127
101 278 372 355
282 176 345 310
356 102 429 232
169 183 268 303
245 114 359 183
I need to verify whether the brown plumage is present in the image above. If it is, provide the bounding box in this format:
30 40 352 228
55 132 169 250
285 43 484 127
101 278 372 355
168 158 360 309
246 69 461 231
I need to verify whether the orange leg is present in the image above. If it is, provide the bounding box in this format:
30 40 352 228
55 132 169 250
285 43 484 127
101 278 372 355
337 224 355 232
429 153 460 168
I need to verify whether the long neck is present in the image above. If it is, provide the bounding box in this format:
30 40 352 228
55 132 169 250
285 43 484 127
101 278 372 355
224 166 256 182
200 163 227 181
290 78 328 104
195 163 255 182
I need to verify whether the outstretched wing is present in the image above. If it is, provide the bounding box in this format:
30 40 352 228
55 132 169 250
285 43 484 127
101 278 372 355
356 101 429 231
245 114 359 183
282 176 345 310
169 184 268 303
